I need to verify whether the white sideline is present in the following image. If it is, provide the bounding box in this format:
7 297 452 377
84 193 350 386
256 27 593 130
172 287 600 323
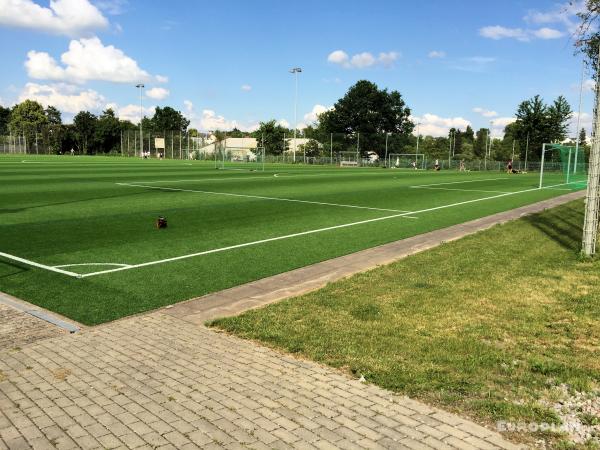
1 182 571 279
77 181 570 278
115 182 414 214
411 186 513 194
410 177 509 188
0 251 81 278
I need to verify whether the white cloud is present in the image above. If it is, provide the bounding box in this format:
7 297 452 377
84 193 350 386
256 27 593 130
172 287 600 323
473 107 498 118
25 37 157 84
145 87 169 100
450 56 496 72
524 1 585 33
377 51 399 67
428 50 446 58
303 104 331 124
490 117 517 137
277 119 290 128
0 0 108 36
351 52 376 68
327 50 349 65
18 82 105 113
479 26 529 41
412 114 471 138
532 27 565 39
327 49 399 69
182 100 256 132
94 0 128 15
570 111 593 138
106 103 154 124
25 50 66 79
241 84 252 92
583 79 596 91
155 75 169 83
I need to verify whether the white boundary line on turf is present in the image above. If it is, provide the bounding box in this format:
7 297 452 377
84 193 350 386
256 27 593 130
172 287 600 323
0 251 81 278
53 263 132 268
76 181 570 278
115 182 415 214
410 177 509 188
411 186 513 194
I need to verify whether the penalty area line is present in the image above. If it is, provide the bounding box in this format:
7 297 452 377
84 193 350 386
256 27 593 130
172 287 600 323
116 182 414 214
410 177 510 188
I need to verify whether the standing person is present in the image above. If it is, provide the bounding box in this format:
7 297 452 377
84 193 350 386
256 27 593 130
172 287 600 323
434 159 440 171
412 160 417 170
70 148 75 156
459 159 466 171
507 159 513 173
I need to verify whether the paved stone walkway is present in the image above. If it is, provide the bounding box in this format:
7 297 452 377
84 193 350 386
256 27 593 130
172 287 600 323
0 304 65 351
166 190 584 324
0 313 523 449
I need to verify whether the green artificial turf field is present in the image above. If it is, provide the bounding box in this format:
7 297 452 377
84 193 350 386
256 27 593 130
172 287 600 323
0 155 580 325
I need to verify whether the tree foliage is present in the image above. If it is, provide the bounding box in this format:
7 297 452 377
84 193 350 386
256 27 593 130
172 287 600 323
317 80 414 157
512 95 572 160
73 111 98 154
150 106 190 133
252 120 288 155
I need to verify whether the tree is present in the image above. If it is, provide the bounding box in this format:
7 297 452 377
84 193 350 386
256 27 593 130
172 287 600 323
0 106 10 135
151 106 190 133
45 106 62 125
252 120 287 155
474 128 489 157
96 109 121 153
513 95 572 160
317 80 413 157
9 100 47 150
463 125 475 143
547 95 572 142
579 127 587 144
73 111 98 154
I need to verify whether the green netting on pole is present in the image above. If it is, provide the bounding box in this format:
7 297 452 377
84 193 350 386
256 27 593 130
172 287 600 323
543 144 588 190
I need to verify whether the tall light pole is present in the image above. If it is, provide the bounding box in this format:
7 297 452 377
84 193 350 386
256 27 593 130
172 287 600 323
136 83 145 157
290 67 302 163
416 122 421 153
574 59 585 174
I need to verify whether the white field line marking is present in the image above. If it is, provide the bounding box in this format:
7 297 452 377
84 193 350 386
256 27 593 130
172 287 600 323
411 177 510 188
411 186 513 194
115 182 414 213
0 251 81 278
78 181 570 278
137 175 286 184
53 263 131 268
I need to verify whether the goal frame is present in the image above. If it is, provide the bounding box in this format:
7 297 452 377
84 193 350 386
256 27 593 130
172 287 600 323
338 151 360 167
217 145 265 172
387 153 425 169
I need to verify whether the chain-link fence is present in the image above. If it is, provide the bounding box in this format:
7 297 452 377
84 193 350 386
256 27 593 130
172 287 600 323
1 129 566 174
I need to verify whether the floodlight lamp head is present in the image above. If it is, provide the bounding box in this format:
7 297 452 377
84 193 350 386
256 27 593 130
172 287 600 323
136 83 145 88
289 67 302 73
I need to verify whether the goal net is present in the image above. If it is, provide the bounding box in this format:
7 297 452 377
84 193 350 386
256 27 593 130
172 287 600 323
387 153 425 169
338 151 359 167
539 143 588 190
216 145 265 171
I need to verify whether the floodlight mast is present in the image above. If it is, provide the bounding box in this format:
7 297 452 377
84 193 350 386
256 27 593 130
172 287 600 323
136 83 145 157
290 67 302 163
574 59 585 174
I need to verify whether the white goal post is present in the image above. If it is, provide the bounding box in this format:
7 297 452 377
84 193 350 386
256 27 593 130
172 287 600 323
387 153 425 169
339 151 359 167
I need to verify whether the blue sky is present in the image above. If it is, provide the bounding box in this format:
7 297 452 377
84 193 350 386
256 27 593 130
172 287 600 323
0 0 593 137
